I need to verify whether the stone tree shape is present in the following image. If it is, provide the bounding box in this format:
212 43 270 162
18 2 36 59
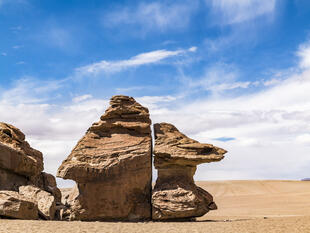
152 123 227 220
57 95 152 221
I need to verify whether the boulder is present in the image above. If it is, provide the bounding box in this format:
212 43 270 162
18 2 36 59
19 185 56 220
57 95 152 221
41 172 62 204
0 191 38 220
152 123 226 220
33 172 62 204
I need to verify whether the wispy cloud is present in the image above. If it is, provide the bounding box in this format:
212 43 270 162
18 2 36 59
2 56 310 185
1 77 63 104
179 63 257 96
72 94 93 103
103 1 198 34
76 47 196 77
207 0 277 25
44 27 72 48
12 45 23 49
34 23 76 51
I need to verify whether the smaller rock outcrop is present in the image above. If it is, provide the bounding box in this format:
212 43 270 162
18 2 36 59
57 95 152 221
0 191 38 220
152 123 226 220
19 185 56 220
0 123 61 220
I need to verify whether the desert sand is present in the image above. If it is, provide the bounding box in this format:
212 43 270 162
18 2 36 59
1 180 310 233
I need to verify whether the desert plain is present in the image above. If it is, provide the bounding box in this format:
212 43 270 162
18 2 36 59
1 180 310 233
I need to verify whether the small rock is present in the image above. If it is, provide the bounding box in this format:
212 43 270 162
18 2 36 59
19 185 56 220
0 190 38 220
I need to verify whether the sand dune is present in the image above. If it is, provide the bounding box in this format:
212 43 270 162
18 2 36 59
198 180 310 218
1 180 310 233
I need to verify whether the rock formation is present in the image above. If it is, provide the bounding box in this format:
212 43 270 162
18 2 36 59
0 122 61 220
0 97 228 221
57 95 152 221
152 123 227 220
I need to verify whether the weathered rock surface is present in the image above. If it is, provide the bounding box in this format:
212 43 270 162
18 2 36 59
19 185 56 220
0 123 43 176
0 122 61 220
0 168 29 191
152 123 226 220
0 142 41 178
42 172 62 204
0 191 38 220
57 95 152 221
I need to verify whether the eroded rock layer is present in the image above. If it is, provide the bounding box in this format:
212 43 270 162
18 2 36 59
57 95 152 221
152 123 226 220
0 123 61 220
0 123 43 176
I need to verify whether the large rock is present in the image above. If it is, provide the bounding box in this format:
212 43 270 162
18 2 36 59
152 123 226 220
19 185 56 220
57 95 152 221
0 122 61 220
0 191 38 220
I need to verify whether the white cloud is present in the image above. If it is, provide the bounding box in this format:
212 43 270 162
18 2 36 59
103 1 198 33
207 0 277 25
0 78 62 104
150 69 310 180
296 134 310 145
0 81 109 187
1 66 310 187
297 41 310 69
210 81 251 91
115 86 146 93
137 95 179 110
181 63 255 95
263 78 281 86
1 52 6 56
188 46 197 52
76 47 195 76
2 39 310 187
72 94 93 103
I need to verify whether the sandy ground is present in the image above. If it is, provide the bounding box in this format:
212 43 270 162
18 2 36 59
1 180 310 233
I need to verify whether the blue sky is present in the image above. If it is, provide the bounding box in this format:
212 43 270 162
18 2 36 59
1 0 310 187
